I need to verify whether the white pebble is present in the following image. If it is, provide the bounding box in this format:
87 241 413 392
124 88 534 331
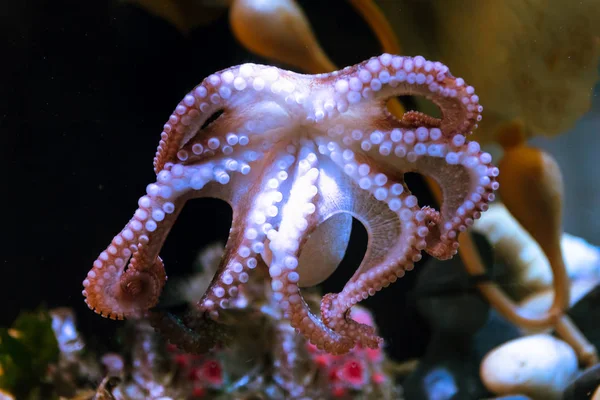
480 334 578 400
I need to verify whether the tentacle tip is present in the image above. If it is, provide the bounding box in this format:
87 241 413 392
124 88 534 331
372 336 384 349
119 267 165 311
357 333 383 350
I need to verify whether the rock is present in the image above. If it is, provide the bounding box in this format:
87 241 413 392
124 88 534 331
473 203 553 299
402 335 489 400
519 279 599 333
0 390 15 400
401 234 497 400
473 310 522 361
480 334 578 399
414 233 492 336
562 233 600 280
473 204 600 300
562 363 600 400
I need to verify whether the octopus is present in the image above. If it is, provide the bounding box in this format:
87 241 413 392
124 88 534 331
82 54 498 355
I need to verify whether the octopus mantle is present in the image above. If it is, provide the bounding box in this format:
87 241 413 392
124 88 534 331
83 54 498 354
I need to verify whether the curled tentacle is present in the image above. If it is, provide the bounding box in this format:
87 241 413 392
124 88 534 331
192 149 303 319
83 193 183 319
315 141 424 347
323 55 497 258
264 144 357 354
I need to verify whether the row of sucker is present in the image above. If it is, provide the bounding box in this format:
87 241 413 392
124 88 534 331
266 144 357 355
154 63 307 173
323 123 499 257
84 145 271 319
315 138 426 346
305 54 481 137
196 148 298 320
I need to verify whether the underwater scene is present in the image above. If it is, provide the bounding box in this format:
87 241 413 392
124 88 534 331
2 0 600 399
